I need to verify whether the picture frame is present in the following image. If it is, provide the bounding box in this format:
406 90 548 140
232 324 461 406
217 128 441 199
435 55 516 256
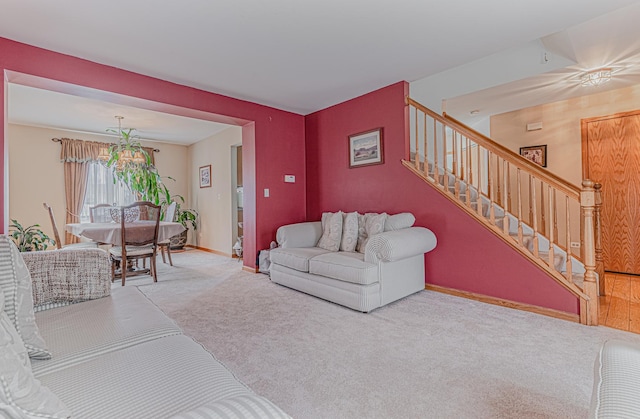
199 165 212 188
519 145 547 167
348 128 384 168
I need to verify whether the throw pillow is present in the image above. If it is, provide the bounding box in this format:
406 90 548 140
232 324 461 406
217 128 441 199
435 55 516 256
339 212 359 252
355 213 371 253
0 287 71 419
317 212 343 252
384 213 416 231
0 236 51 359
357 213 388 253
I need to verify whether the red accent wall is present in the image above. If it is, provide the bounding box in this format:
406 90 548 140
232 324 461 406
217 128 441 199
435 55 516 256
0 37 306 268
305 81 580 314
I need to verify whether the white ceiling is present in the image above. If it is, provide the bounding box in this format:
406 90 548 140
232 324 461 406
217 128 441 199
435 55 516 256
444 1 640 122
2 0 640 143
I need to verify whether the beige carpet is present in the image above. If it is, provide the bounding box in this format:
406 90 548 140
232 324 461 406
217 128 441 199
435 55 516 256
130 249 640 419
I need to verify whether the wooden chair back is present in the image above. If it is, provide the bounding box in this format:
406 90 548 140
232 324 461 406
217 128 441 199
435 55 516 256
42 202 63 249
89 204 115 223
119 202 161 248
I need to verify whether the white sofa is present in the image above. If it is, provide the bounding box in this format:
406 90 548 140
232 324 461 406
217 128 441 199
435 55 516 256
270 212 437 312
589 339 640 418
0 238 290 419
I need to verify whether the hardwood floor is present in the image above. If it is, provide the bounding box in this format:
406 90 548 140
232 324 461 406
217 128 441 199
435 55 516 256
599 272 640 333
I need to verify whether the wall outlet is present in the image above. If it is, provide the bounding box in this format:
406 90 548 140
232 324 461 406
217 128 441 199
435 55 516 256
264 188 270 198
570 242 580 248
284 175 295 183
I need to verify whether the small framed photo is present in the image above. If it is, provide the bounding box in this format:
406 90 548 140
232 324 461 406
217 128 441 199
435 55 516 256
199 165 212 188
348 128 384 168
519 145 547 167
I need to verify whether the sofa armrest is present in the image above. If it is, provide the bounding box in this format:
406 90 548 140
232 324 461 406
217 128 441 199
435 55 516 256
276 221 322 248
22 248 111 309
589 339 640 418
364 227 437 264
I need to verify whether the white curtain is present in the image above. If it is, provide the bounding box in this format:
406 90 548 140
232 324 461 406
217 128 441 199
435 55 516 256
80 162 136 222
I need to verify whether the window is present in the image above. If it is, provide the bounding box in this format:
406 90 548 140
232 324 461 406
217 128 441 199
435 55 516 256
80 162 136 222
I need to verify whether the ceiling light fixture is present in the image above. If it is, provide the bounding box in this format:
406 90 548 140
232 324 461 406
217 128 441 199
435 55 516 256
97 116 145 166
580 68 611 87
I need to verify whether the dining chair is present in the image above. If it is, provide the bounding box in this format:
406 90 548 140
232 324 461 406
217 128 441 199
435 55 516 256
158 201 177 266
42 203 98 250
89 203 115 223
108 201 161 286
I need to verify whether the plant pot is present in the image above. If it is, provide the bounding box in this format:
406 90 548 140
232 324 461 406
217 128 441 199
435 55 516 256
170 230 188 250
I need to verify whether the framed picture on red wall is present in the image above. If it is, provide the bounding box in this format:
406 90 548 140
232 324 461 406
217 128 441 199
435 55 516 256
348 128 384 168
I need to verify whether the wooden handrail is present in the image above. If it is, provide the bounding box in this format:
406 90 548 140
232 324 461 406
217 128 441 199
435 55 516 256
406 97 580 199
405 96 598 325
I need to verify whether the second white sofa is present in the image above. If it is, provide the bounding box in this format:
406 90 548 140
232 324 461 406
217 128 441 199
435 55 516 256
2 242 291 419
270 212 437 312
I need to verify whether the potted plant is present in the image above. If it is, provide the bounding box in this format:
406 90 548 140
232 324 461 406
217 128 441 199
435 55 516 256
160 191 198 250
103 127 169 205
9 219 55 251
104 125 198 249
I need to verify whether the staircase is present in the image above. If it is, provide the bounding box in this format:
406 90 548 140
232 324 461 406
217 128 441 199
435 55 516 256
404 97 604 325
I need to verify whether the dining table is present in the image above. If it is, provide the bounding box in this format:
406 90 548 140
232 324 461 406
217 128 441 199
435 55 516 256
65 221 186 246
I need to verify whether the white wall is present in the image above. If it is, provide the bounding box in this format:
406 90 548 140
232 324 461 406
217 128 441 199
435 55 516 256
490 84 640 186
8 124 189 244
188 126 242 255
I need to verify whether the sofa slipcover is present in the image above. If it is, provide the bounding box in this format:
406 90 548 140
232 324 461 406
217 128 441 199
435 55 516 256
590 339 640 418
11 246 290 419
270 214 437 312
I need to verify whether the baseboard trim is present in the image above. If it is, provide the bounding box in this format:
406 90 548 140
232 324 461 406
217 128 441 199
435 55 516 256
242 266 259 273
425 284 580 323
185 245 232 258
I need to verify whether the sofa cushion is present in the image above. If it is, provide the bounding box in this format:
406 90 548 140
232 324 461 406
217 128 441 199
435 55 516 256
0 287 71 419
169 395 291 419
38 335 260 419
0 236 51 360
384 212 415 231
309 252 378 285
340 211 359 252
317 211 343 251
31 286 182 376
270 247 330 273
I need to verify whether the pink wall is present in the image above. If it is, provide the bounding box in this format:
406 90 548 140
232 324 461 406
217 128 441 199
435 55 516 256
305 82 580 315
0 37 307 269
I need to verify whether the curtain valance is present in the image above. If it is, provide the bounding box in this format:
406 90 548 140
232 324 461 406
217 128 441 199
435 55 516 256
59 138 103 163
57 138 156 164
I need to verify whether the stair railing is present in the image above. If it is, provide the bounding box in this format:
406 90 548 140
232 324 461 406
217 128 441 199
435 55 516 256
404 97 600 325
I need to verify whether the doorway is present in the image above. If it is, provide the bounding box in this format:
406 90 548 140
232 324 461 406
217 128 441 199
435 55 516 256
581 109 640 276
231 145 243 258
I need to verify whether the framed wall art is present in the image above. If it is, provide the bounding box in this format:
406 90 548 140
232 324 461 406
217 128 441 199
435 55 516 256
199 165 212 188
348 128 384 168
519 145 547 167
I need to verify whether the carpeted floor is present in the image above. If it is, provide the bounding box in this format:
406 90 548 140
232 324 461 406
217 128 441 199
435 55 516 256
128 249 640 419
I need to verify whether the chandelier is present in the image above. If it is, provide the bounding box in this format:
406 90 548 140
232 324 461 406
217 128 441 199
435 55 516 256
580 68 612 87
97 116 146 166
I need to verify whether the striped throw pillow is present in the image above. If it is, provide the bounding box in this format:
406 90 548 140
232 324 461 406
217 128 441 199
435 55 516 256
0 282 71 418
0 235 51 359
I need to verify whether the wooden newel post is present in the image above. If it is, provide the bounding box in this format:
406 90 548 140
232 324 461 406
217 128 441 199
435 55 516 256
581 180 599 325
594 183 605 296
